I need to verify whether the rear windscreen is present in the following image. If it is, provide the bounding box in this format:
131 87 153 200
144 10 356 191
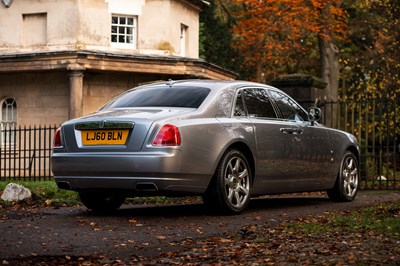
103 86 211 109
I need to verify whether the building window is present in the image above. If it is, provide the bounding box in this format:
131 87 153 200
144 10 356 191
22 13 47 46
111 15 137 48
1 98 17 145
180 24 188 56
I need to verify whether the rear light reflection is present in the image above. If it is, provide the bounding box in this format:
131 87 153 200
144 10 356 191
53 127 63 148
153 124 181 146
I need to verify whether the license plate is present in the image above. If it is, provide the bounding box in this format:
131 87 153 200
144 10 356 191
81 130 129 145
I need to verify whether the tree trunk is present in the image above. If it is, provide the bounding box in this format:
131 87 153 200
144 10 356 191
319 37 339 128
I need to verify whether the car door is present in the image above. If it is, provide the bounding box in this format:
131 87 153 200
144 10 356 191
236 87 299 195
268 89 333 191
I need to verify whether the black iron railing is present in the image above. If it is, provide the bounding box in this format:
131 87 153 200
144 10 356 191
318 94 399 190
0 124 58 181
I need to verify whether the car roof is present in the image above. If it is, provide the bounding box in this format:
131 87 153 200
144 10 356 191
137 79 270 91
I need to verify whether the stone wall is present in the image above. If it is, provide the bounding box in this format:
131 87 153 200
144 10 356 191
0 72 69 126
0 71 165 127
82 71 159 115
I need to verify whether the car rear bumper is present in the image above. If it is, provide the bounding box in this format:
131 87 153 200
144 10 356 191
51 150 210 195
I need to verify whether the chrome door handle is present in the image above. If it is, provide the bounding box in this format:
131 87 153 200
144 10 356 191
280 128 303 135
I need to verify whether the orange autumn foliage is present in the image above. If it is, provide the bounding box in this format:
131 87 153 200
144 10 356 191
231 0 348 81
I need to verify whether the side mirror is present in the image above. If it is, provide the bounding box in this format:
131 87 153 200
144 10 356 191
308 107 322 126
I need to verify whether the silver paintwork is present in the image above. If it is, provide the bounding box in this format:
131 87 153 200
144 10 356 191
51 80 359 198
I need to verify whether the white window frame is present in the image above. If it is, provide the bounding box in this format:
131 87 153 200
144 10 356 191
1 98 17 146
111 14 137 49
180 24 188 56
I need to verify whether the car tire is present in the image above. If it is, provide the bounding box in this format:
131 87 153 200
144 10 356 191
204 149 252 214
79 191 126 212
327 151 359 202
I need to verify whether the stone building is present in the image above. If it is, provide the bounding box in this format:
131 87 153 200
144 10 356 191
0 0 235 130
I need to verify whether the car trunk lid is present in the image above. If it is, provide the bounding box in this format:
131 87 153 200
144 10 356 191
60 108 194 152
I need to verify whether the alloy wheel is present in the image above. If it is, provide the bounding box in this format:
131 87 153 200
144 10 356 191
224 156 250 209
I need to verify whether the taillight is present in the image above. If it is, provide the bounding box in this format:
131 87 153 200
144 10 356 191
153 124 181 146
53 127 63 148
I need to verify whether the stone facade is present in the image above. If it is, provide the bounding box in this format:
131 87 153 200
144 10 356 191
0 0 234 128
0 0 204 58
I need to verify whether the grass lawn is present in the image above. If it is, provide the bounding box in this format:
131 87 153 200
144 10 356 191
0 179 79 208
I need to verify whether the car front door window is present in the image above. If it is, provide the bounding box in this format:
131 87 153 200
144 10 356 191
268 90 308 122
241 88 277 119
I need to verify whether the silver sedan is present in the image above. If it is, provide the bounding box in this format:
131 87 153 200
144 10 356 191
51 80 359 214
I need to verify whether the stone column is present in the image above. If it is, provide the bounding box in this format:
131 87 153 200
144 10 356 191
271 74 327 111
68 70 84 119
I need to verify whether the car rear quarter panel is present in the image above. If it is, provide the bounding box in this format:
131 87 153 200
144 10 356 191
172 117 256 181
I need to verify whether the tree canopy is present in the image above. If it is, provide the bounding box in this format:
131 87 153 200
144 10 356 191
340 0 400 97
231 0 347 82
199 0 242 75
200 0 399 97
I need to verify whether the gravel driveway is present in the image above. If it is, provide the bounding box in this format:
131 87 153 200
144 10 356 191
1 191 399 265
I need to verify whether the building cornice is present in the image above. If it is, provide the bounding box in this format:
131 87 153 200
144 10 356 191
0 50 237 80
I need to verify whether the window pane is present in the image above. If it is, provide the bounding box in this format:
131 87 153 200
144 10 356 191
269 90 308 121
243 89 276 118
2 98 16 121
1 98 16 144
111 15 136 45
104 86 210 109
234 91 246 116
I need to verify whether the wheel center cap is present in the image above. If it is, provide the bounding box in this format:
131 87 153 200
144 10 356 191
230 172 239 187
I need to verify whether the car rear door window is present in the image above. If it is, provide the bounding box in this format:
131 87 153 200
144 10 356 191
234 90 246 116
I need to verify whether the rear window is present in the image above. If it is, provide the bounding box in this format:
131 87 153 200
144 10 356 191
103 86 211 109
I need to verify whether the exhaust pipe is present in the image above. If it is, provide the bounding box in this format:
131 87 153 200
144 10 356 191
135 182 158 191
57 181 71 190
